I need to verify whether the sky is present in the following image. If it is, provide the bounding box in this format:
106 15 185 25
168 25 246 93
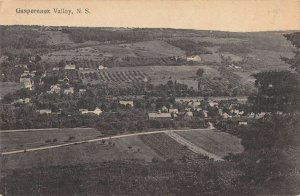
0 0 299 32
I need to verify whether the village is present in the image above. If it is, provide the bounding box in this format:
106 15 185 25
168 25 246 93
2 59 268 132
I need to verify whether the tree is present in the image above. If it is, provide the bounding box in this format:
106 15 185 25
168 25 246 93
249 71 300 114
283 32 300 73
196 68 204 77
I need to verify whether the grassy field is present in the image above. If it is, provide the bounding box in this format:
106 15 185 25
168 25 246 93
0 128 101 151
176 129 244 157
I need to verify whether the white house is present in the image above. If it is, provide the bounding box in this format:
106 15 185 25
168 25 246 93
208 100 218 107
148 112 172 120
239 121 248 125
64 64 76 70
119 100 134 107
187 55 201 62
203 110 208 118
20 78 34 90
98 65 107 70
161 106 168 112
37 109 52 114
80 107 103 116
64 87 74 95
48 84 61 94
169 108 179 114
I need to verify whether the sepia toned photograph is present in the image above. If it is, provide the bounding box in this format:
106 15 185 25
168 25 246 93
0 0 299 195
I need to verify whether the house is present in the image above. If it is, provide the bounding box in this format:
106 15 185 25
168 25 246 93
37 109 52 114
187 55 201 62
20 78 34 90
161 106 168 112
98 65 108 70
53 67 60 71
222 113 230 119
248 112 266 119
48 84 61 94
79 89 86 94
13 98 30 104
230 109 244 116
64 87 74 95
64 64 76 70
169 108 179 114
203 110 208 118
239 121 248 125
119 100 134 107
21 70 35 78
24 98 30 104
80 107 103 116
148 112 172 120
188 101 201 108
208 100 218 107
183 111 193 121
15 64 28 69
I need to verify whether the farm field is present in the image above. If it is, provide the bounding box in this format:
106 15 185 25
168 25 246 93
139 133 203 162
80 68 149 84
0 134 166 170
176 129 244 157
0 128 101 152
80 65 219 89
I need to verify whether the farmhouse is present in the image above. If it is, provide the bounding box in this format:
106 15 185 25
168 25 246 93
161 106 168 112
188 101 201 108
64 87 74 95
53 67 60 71
48 84 61 94
13 98 31 104
148 112 172 120
21 70 36 78
208 100 218 107
169 108 179 114
175 98 203 103
79 89 86 94
119 100 134 107
20 78 34 90
187 55 201 62
98 65 108 70
239 121 248 125
15 64 28 69
64 64 76 70
203 110 208 118
37 109 52 114
80 107 103 116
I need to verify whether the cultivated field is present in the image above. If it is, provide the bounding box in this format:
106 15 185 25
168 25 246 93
139 133 203 162
80 69 149 84
176 129 244 157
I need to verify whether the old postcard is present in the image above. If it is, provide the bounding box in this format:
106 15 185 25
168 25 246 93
0 0 299 195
